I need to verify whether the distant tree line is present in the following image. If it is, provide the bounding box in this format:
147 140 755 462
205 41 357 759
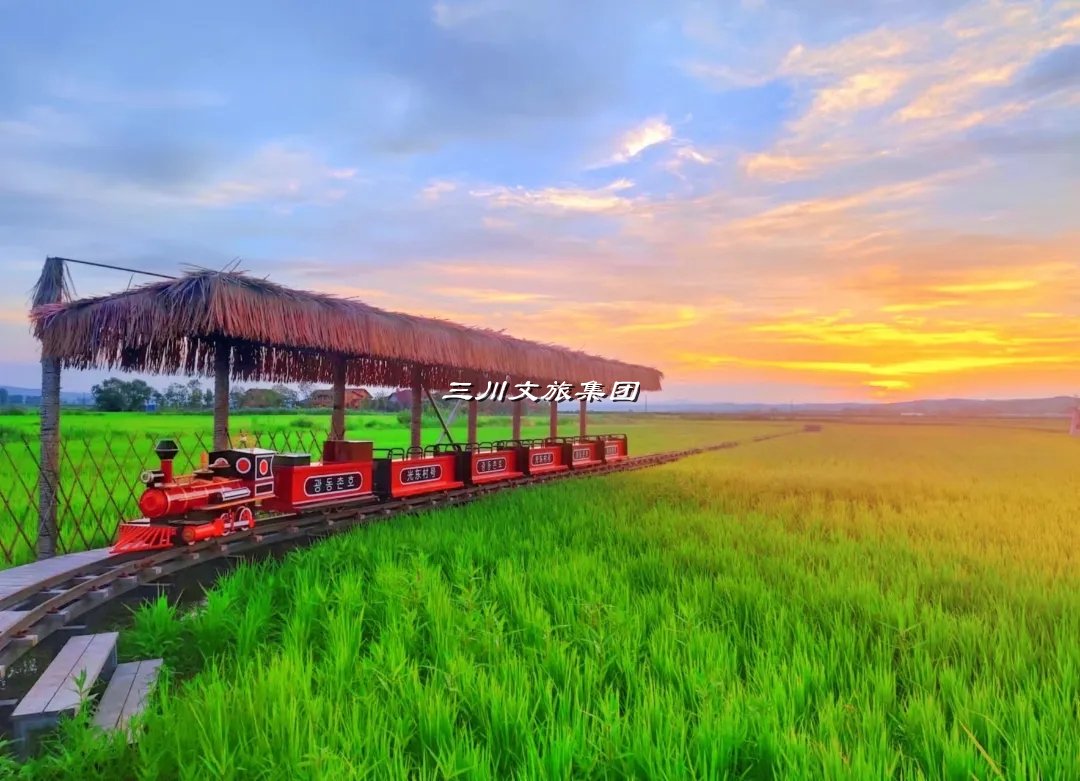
88 378 321 412
0 388 43 407
91 378 157 411
227 384 299 409
81 377 523 414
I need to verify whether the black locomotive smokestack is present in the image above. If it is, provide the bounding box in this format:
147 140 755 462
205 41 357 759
155 439 180 484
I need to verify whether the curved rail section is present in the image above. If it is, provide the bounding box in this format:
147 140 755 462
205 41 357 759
0 432 798 677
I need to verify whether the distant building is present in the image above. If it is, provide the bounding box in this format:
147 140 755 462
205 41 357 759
388 388 453 411
308 387 372 409
389 388 414 410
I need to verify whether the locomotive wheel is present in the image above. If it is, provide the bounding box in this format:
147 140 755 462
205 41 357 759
236 506 255 531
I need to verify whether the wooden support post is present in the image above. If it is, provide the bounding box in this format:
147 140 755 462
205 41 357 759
33 257 68 560
549 400 558 439
38 355 59 559
410 368 423 451
330 357 346 441
213 342 230 450
512 399 522 441
579 397 587 437
467 399 478 447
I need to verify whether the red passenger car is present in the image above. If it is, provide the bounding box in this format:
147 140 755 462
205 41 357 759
372 447 465 500
500 439 570 477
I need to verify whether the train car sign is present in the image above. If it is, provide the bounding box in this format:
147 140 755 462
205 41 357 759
304 472 363 497
475 457 507 474
518 445 568 476
378 454 465 498
402 464 443 484
565 441 603 468
468 449 523 485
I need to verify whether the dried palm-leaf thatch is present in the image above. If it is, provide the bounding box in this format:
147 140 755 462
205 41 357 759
30 270 663 391
31 256 74 309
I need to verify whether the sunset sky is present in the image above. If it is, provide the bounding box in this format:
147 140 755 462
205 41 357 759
1 0 1078 403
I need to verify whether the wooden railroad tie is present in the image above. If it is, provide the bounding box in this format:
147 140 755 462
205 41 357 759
9 631 162 756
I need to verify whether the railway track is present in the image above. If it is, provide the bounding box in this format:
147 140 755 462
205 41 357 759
0 432 798 679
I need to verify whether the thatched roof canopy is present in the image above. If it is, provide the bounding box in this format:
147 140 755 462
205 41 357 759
30 270 663 392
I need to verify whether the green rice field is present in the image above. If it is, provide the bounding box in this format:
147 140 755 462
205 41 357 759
6 420 1079 779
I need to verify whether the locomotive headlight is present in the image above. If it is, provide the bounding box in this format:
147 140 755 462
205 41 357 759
139 469 164 486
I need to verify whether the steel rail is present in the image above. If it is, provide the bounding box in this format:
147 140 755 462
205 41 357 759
0 433 798 677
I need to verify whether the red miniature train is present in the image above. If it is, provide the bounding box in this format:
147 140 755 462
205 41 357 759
113 433 629 553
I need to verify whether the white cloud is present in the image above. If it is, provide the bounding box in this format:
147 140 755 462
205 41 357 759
194 143 358 208
664 143 719 177
681 61 775 90
594 116 674 167
431 0 508 28
420 179 458 201
674 145 715 165
0 106 94 146
472 179 636 213
737 0 1080 182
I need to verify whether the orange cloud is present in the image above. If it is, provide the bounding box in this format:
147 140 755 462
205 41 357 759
428 287 553 305
741 152 824 181
612 307 701 334
684 353 1080 377
931 279 1038 294
880 300 963 313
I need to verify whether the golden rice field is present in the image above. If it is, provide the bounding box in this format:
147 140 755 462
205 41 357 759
6 419 1080 780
